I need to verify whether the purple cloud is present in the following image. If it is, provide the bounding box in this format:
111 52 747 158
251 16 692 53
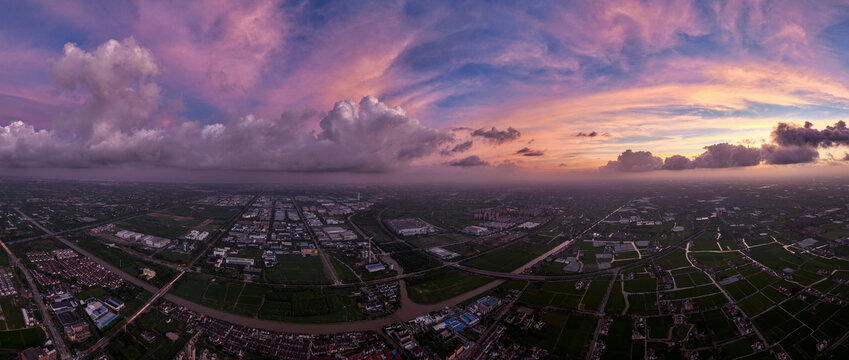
449 155 489 167
772 121 849 148
471 126 521 144
515 147 544 156
0 39 458 172
601 150 662 172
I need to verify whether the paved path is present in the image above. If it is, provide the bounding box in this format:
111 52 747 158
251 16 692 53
685 241 773 355
1 212 71 359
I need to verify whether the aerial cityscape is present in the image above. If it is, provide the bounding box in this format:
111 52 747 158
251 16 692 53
2 0 849 359
0 179 848 359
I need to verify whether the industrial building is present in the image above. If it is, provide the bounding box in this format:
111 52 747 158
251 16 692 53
384 218 435 237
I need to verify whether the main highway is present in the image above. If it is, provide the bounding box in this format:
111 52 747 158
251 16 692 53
12 194 703 346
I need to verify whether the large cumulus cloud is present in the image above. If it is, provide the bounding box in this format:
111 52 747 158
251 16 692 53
195 96 454 172
772 121 849 147
50 38 161 139
0 38 464 172
602 121 844 172
601 150 662 172
760 144 819 165
690 143 761 168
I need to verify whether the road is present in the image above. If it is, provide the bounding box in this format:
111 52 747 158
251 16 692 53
451 227 705 282
685 241 773 355
467 282 529 359
89 269 186 354
290 195 341 285
14 196 259 357
0 214 71 359
11 194 704 346
7 208 173 245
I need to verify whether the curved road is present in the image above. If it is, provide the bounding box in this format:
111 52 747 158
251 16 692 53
17 196 697 337
452 229 705 281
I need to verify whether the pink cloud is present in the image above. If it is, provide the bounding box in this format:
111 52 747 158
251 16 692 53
130 0 288 112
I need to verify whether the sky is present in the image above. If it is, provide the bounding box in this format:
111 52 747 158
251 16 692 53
2 0 849 181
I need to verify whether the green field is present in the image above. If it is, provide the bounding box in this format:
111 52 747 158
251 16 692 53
462 236 563 273
513 311 596 359
406 268 493 304
118 213 199 239
0 298 24 330
170 273 366 322
0 328 45 350
110 309 192 360
392 250 439 273
329 256 360 284
265 254 331 285
170 274 264 316
257 287 365 323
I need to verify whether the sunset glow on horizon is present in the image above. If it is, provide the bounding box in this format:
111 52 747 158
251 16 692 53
2 0 849 179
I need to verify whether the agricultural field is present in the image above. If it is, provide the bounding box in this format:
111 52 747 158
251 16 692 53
0 328 46 351
264 254 331 285
0 298 25 330
462 235 565 273
118 212 202 240
509 311 596 359
169 273 369 322
109 309 192 360
406 268 493 304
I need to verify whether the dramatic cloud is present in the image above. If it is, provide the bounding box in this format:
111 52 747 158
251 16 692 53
132 0 288 104
606 140 822 172
471 126 521 144
449 155 489 167
0 39 461 172
761 144 819 165
690 143 761 168
0 121 74 167
601 150 662 172
772 121 849 147
662 155 693 170
191 96 455 172
50 38 161 139
447 140 473 154
6 1 849 175
515 147 544 157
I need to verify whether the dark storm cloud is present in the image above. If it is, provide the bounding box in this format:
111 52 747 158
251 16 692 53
471 126 521 144
772 121 849 147
515 147 544 156
760 144 819 164
600 150 663 172
449 155 489 167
